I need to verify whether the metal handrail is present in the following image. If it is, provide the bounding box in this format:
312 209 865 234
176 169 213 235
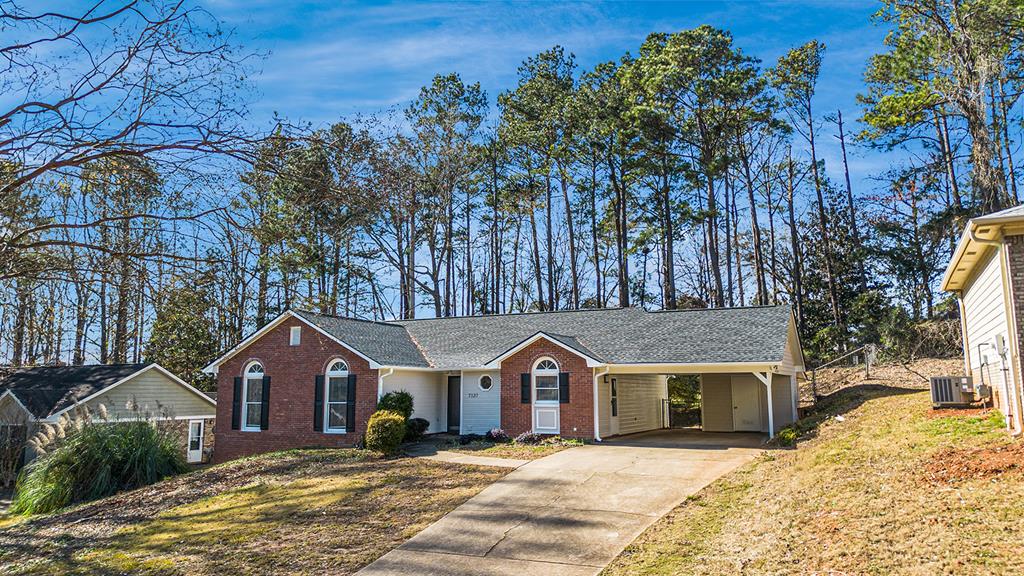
809 344 877 401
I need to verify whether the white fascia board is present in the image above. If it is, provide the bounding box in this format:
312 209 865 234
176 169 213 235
148 364 218 407
482 332 603 369
46 364 156 420
45 364 216 422
202 310 296 374
289 310 383 369
604 362 778 375
202 310 385 375
0 389 37 422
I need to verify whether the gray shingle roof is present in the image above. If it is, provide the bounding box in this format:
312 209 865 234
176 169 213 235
0 363 150 419
388 306 793 369
294 311 431 368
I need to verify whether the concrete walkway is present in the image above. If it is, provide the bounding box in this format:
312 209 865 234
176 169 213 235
359 430 764 576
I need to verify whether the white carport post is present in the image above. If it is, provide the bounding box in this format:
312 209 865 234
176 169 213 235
753 370 774 439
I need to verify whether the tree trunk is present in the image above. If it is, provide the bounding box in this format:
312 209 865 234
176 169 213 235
836 110 868 291
706 175 724 307
558 162 580 309
739 138 767 305
787 150 804 333
807 108 843 334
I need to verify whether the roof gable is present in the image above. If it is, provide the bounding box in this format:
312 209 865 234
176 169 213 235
0 363 149 419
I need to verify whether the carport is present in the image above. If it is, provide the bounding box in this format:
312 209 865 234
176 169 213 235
594 363 801 441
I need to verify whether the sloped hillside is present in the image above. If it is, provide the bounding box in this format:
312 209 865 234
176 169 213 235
605 359 1024 576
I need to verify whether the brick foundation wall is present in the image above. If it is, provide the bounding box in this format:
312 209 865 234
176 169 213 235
499 339 594 439
159 417 216 464
213 318 378 463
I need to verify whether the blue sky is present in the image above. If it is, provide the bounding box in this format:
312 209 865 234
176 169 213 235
209 0 894 190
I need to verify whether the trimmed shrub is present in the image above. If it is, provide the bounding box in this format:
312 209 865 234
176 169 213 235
458 433 485 445
514 432 542 445
11 416 187 515
405 417 430 442
377 391 414 420
364 410 407 455
485 428 510 443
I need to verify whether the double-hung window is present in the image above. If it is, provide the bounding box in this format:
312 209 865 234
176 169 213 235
325 360 349 432
243 362 265 431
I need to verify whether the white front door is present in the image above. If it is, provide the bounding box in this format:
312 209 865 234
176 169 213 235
187 420 204 463
533 361 560 434
731 377 762 432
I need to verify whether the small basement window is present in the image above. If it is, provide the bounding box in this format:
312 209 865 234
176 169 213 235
479 375 493 391
289 326 301 346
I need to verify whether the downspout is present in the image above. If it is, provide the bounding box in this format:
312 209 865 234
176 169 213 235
593 366 610 442
956 292 972 376
377 367 394 402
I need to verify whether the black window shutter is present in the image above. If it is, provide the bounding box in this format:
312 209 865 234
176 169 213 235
260 376 271 430
559 372 570 404
231 376 242 430
521 373 530 404
314 375 325 432
346 374 357 431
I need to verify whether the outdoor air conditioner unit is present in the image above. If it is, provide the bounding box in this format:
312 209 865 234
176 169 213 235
930 375 974 407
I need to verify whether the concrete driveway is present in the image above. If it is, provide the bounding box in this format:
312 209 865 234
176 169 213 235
358 430 764 576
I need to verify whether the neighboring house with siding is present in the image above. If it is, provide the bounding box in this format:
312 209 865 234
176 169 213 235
942 205 1024 434
0 363 217 463
203 305 804 463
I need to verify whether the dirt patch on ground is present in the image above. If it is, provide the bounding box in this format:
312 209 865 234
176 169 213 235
925 442 1024 484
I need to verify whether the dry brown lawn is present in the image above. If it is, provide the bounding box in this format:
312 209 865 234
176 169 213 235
604 360 1024 576
445 438 580 460
0 449 504 575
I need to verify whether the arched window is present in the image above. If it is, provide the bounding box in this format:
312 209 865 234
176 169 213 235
479 375 493 391
242 362 265 431
533 357 559 402
325 359 349 432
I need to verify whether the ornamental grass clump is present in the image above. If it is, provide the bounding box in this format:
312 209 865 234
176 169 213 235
11 404 187 515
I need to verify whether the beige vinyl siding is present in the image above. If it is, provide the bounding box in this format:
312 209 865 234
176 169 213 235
962 249 1014 418
771 373 796 432
461 370 500 434
778 322 803 375
0 393 32 424
614 374 667 435
382 370 445 433
701 374 733 432
84 369 214 420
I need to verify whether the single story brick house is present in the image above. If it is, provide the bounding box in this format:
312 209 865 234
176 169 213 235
941 205 1024 434
203 305 804 463
0 363 217 464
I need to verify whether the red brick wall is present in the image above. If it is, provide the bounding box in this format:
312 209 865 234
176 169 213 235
213 318 378 463
499 339 594 439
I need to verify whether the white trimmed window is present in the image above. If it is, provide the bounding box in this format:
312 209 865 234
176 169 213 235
242 362 265 431
325 360 349 433
533 358 559 402
289 326 301 346
479 375 493 391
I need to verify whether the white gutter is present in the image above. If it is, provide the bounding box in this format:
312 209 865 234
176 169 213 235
377 367 395 401
593 366 610 442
